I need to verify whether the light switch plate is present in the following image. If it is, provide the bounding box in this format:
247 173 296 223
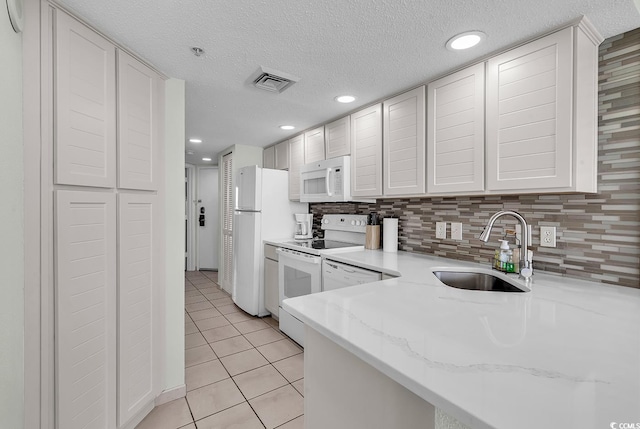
436 222 447 239
515 224 532 244
451 222 463 240
540 226 557 247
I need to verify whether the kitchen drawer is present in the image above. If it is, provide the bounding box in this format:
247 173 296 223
264 244 279 261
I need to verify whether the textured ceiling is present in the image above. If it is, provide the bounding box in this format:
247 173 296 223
57 0 640 165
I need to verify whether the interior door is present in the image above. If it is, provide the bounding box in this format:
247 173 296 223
197 167 219 270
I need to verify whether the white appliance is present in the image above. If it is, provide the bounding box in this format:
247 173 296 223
232 165 308 316
294 213 313 239
278 214 368 346
300 156 375 203
322 260 382 291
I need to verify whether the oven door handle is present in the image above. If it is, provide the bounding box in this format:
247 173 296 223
276 248 321 264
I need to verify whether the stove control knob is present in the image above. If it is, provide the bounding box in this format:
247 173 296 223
351 220 356 225
323 218 329 224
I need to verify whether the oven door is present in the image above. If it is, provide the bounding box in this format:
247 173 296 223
277 247 322 346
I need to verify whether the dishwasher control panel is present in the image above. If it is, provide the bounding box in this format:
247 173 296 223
322 259 382 292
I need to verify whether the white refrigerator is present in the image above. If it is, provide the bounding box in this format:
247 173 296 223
232 165 308 316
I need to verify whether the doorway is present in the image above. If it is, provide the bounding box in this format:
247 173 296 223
197 167 219 270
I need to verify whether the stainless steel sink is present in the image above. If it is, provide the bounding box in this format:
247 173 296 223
433 269 529 292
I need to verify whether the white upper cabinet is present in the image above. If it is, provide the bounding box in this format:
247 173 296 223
351 104 383 197
118 50 163 190
427 64 485 194
275 140 289 170
288 134 305 200
486 25 599 193
304 126 326 164
383 86 426 195
263 146 275 169
55 12 116 188
325 116 351 159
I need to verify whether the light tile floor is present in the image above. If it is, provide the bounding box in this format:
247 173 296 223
136 270 304 429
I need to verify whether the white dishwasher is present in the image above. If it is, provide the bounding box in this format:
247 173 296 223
322 259 382 291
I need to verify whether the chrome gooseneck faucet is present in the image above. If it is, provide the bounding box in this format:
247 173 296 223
479 210 533 282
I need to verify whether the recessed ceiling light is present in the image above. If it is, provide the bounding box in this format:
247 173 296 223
202 157 212 161
335 95 356 103
189 138 202 143
446 31 486 51
280 125 295 130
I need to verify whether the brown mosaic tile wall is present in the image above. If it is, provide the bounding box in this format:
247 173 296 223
311 29 640 289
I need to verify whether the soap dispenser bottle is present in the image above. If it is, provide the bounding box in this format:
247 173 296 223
499 240 511 271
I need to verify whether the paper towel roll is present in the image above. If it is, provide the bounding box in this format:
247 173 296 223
383 218 398 253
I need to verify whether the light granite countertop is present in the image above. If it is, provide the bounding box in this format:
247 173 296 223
282 249 640 429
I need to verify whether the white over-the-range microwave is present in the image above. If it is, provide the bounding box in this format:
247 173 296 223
299 156 375 203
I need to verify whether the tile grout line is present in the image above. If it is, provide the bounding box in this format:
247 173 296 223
184 274 304 428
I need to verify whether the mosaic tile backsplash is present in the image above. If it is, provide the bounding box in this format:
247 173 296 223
311 29 640 288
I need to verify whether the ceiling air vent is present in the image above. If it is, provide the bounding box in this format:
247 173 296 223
252 66 300 94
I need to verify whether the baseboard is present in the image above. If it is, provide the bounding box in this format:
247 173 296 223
155 384 187 406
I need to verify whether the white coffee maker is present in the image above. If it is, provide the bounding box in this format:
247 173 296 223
294 214 313 240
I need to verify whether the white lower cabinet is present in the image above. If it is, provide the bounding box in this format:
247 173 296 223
55 191 117 429
117 193 160 426
264 244 279 318
55 191 161 429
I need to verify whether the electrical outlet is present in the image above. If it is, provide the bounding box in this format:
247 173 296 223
436 222 447 239
540 226 557 248
451 222 463 240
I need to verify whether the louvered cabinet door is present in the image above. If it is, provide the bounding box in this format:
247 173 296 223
118 50 162 190
55 11 116 188
486 27 572 191
351 104 383 197
288 134 305 200
275 141 289 170
383 86 426 195
304 126 325 164
118 193 159 426
325 116 351 159
55 191 116 429
427 64 485 193
263 146 275 169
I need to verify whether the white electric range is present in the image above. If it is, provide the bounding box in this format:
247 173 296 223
277 214 368 346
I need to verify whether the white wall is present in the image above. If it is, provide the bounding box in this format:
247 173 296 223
0 8 24 429
164 79 186 390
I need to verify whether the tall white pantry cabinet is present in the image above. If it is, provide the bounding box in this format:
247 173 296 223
52 6 164 429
